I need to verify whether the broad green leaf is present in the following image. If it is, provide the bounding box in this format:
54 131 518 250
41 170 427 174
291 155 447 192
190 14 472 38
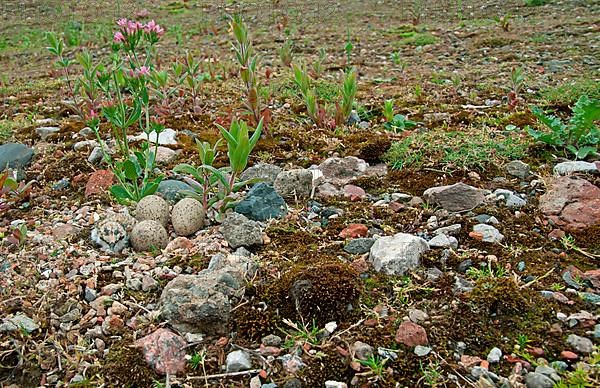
123 160 138 180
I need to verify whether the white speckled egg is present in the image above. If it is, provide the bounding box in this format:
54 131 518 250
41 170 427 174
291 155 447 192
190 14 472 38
136 195 170 227
130 220 169 252
171 198 206 236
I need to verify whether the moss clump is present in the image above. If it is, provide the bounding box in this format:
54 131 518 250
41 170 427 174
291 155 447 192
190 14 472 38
101 342 156 386
357 136 392 164
265 262 361 325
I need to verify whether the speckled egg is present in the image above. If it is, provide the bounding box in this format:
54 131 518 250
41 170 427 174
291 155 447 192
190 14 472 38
171 198 206 236
135 195 170 227
130 220 169 252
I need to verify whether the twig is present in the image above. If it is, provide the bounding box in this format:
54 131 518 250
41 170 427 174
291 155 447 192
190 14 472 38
520 267 554 289
186 369 261 380
433 351 476 388
329 319 364 341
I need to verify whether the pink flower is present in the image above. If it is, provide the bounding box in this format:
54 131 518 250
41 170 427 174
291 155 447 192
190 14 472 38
113 31 125 43
117 18 128 27
89 109 98 119
137 66 150 76
144 20 164 37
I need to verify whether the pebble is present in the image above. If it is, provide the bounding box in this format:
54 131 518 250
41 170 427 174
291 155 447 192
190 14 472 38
487 347 502 363
566 334 593 354
414 345 432 356
226 350 252 372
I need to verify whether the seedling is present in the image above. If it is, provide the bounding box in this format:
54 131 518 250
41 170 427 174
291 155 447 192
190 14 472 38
278 39 293 67
527 95 600 159
508 66 525 111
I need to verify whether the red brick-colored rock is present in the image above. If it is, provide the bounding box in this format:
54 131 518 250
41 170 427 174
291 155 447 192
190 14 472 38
560 350 578 361
343 184 366 201
135 328 187 375
395 321 428 346
85 170 114 198
583 269 600 289
460 355 482 368
339 223 368 238
540 176 600 231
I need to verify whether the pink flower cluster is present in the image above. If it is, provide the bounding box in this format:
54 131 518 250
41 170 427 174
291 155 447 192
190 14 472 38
128 66 151 78
113 18 164 43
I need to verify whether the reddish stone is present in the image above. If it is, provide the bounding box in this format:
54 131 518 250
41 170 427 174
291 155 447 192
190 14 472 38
389 201 405 212
528 347 545 357
102 314 124 335
560 350 578 361
480 360 489 370
469 231 483 240
85 170 114 198
540 176 600 231
350 257 369 273
395 321 428 346
343 184 366 201
552 292 573 305
259 345 282 357
548 229 565 240
339 224 368 238
165 236 193 252
583 269 600 289
460 355 482 368
135 328 187 375
336 346 349 357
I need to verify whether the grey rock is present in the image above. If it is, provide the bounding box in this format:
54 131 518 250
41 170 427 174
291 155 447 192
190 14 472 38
535 365 556 377
0 143 33 170
391 193 413 202
0 314 39 333
172 198 205 236
160 255 254 336
136 195 170 227
457 259 473 273
580 292 600 305
226 350 252 372
426 267 443 282
262 334 282 347
155 146 177 164
317 156 369 187
408 309 429 323
494 189 527 209
130 220 169 252
157 180 194 204
414 345 432 356
343 238 375 254
126 278 143 291
274 169 313 200
88 146 104 164
554 161 598 176
505 160 531 179
36 126 60 140
453 275 474 294
73 139 99 151
594 324 600 339
473 214 499 224
525 372 554 388
240 163 282 185
368 233 429 275
235 183 287 221
283 379 303 388
220 213 263 249
428 234 458 249
423 182 485 212
84 287 97 302
473 224 504 243
352 341 374 361
566 334 593 354
487 347 502 363
433 224 461 236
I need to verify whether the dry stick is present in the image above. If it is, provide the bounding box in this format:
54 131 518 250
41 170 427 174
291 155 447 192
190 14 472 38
186 369 262 381
433 352 476 388
520 267 555 289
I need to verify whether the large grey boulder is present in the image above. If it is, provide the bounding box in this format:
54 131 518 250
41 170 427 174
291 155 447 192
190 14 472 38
316 156 369 187
423 182 485 212
369 233 429 275
159 254 256 335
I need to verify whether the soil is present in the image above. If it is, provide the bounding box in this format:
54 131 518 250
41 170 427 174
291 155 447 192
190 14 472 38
1 0 599 387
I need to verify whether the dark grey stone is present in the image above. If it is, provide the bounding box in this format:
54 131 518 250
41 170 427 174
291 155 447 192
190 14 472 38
344 238 375 254
0 143 33 170
235 183 287 221
157 180 194 204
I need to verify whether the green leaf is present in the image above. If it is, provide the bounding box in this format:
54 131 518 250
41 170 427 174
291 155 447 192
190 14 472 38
110 185 133 202
173 163 203 181
141 181 160 197
123 160 138 180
